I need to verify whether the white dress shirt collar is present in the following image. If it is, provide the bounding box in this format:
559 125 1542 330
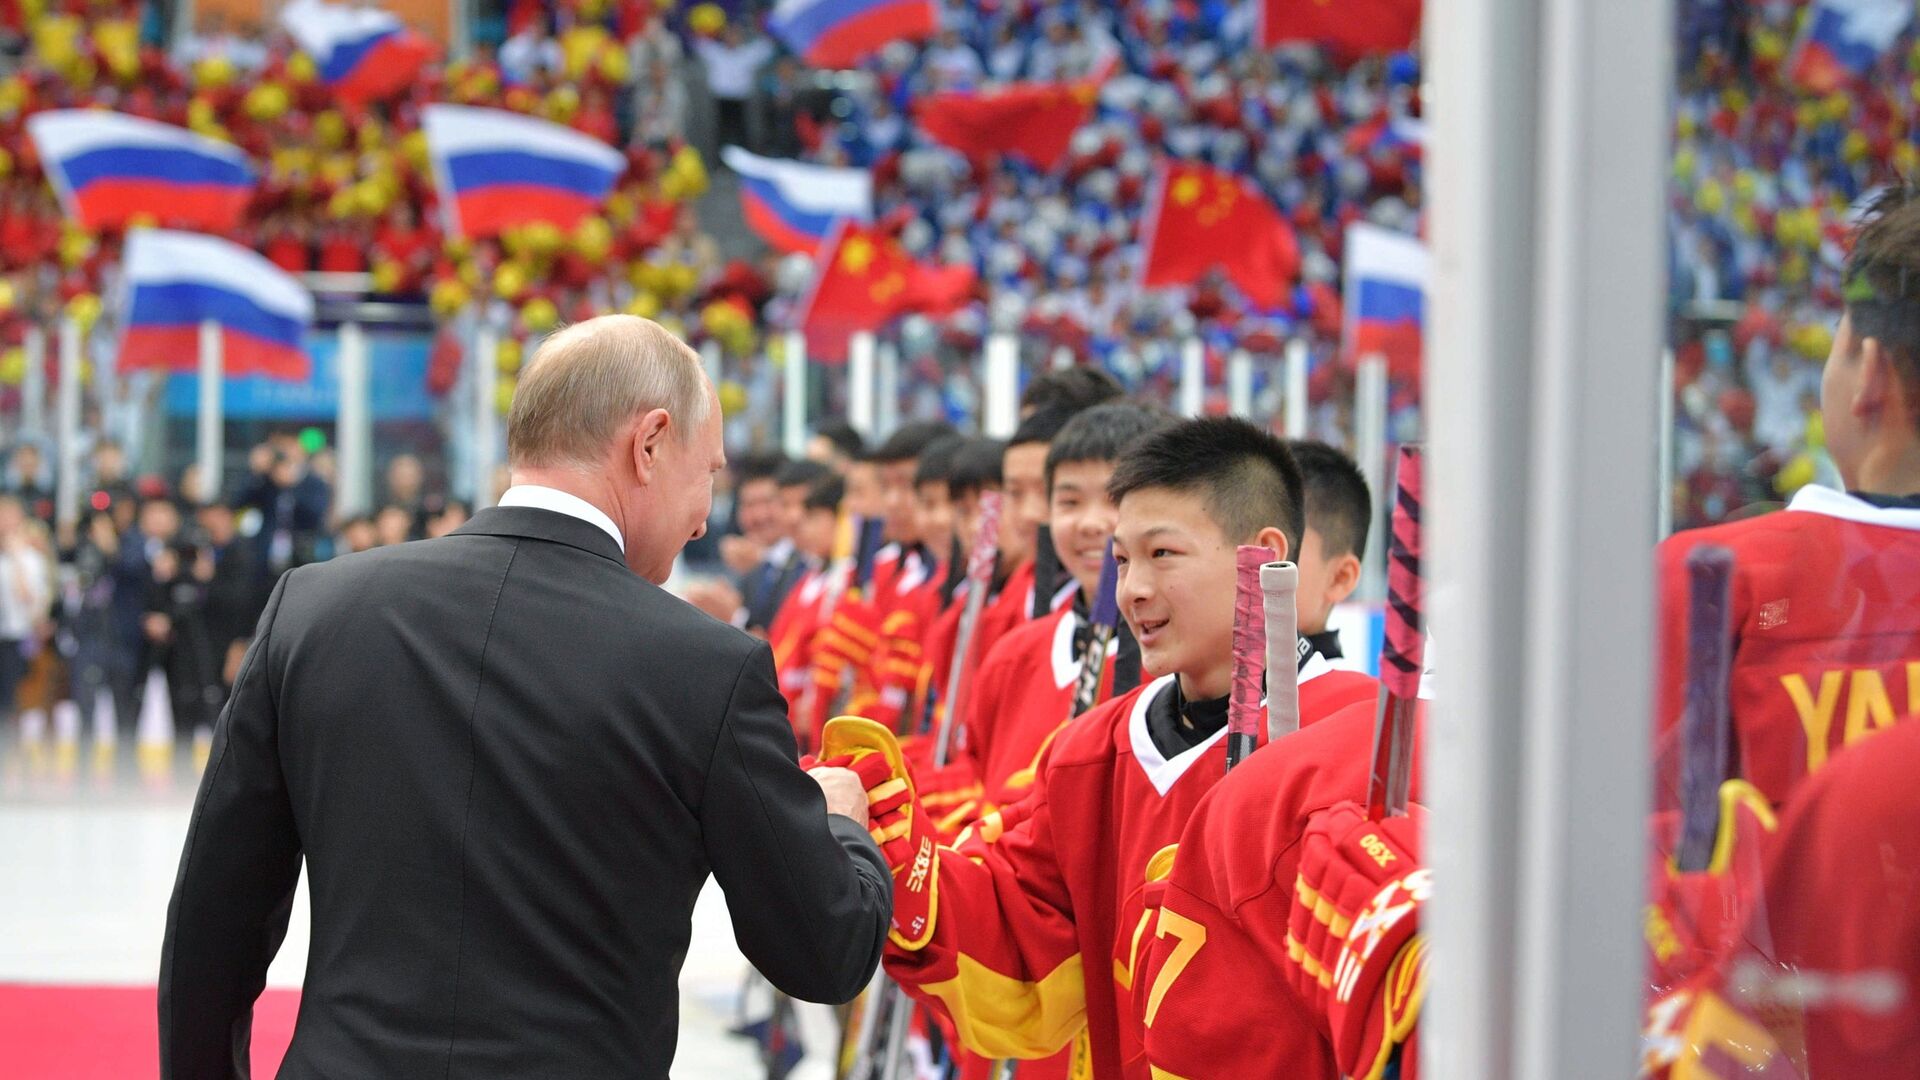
497 485 626 554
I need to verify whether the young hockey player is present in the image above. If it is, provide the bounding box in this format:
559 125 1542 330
1289 440 1372 662
961 403 1173 806
815 419 1378 1079
768 473 845 746
1655 188 1920 807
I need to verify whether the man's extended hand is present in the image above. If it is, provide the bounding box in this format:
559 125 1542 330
809 766 870 823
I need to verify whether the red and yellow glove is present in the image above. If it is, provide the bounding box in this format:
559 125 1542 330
1285 801 1430 1080
819 715 942 950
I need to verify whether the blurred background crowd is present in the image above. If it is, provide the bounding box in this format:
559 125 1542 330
0 0 1903 735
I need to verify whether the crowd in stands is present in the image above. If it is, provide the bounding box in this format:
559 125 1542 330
1664 0 1911 527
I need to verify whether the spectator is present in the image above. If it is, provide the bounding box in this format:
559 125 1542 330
90 440 137 523
58 510 131 731
374 505 415 548
198 502 266 690
239 439 331 574
144 538 222 739
922 28 985 90
633 60 690 148
0 495 51 719
500 16 563 86
695 22 776 155
424 499 471 539
385 453 428 536
173 10 269 73
336 516 379 556
7 443 54 524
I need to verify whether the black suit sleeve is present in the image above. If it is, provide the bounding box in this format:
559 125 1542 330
159 571 302 1079
701 642 891 1004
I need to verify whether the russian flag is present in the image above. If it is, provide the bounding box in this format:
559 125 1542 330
422 104 625 239
769 0 939 70
281 0 434 105
1792 0 1912 93
722 146 871 254
26 110 255 233
1342 223 1428 383
119 229 315 381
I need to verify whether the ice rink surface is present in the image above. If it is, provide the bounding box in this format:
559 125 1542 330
0 740 847 1078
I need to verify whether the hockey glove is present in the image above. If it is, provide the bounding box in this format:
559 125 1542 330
819 715 942 951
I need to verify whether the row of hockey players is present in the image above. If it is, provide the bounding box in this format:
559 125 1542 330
747 189 1920 1079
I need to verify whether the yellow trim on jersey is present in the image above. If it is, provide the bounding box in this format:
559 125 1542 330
1149 1069 1196 1080
1354 934 1428 1080
916 952 1089 1060
1143 844 1180 884
1709 779 1776 874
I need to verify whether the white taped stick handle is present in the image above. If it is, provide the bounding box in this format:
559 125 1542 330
1261 562 1300 740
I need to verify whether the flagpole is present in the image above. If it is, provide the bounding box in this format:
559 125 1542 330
848 331 877 440
54 316 82 530
336 321 372 518
1051 345 1073 371
1178 337 1205 418
877 339 900 438
982 333 1018 438
1227 347 1254 419
197 319 224 502
1284 338 1310 438
1354 352 1388 602
22 325 46 438
783 330 808 459
473 318 499 509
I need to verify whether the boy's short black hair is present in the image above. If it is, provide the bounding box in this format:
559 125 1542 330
1008 406 1073 450
1107 417 1306 556
916 434 967 487
733 450 787 487
776 458 832 491
813 420 867 460
803 474 846 514
947 437 1007 500
1045 402 1175 489
1020 366 1124 416
1843 186 1920 421
872 420 959 464
1287 440 1372 561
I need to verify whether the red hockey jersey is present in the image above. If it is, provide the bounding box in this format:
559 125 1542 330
884 666 1380 1079
1671 718 1920 1079
1135 698 1424 1080
768 566 830 746
1655 486 1920 807
965 605 1115 805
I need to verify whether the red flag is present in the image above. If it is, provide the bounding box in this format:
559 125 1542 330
916 81 1097 171
1139 162 1300 309
1259 0 1421 54
798 224 976 360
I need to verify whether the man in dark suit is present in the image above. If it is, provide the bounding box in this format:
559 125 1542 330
160 315 891 1079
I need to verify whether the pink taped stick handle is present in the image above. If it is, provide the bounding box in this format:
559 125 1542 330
1380 447 1425 700
1226 545 1268 772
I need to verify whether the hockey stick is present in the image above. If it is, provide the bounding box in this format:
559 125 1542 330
1031 524 1061 619
1261 561 1301 740
1674 544 1735 873
1226 545 1270 772
933 490 1004 768
1366 446 1424 821
1068 543 1122 719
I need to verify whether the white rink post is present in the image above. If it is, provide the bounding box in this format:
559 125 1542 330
1227 348 1254 418
473 321 499 509
1354 352 1388 601
983 333 1019 438
54 317 82 529
21 324 46 437
848 331 877 440
1424 0 1668 1074
1178 337 1205 418
335 322 372 518
196 320 224 503
877 339 901 439
783 330 807 459
1283 338 1310 438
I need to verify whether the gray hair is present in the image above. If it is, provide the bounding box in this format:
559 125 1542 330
506 315 711 471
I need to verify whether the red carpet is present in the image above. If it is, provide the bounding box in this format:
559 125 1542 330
0 984 298 1079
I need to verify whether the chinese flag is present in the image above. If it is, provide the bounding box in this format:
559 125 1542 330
1260 0 1421 54
800 224 976 360
1139 162 1300 309
917 81 1098 171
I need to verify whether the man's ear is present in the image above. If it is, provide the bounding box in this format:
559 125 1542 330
1327 552 1363 607
1252 524 1290 565
630 408 672 485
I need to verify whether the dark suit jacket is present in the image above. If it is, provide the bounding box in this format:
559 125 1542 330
741 546 808 632
160 506 891 1079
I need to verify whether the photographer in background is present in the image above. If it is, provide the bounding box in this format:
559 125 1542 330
240 434 331 576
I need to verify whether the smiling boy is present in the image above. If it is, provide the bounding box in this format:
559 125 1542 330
822 418 1377 1079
